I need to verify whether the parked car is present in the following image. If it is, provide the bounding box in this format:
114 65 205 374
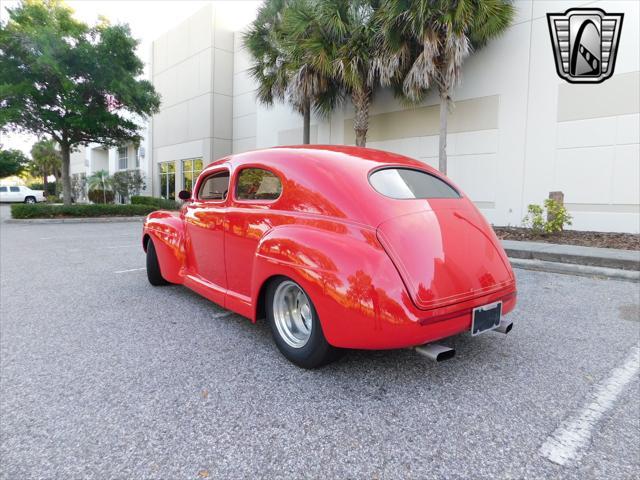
142 146 517 368
0 185 46 203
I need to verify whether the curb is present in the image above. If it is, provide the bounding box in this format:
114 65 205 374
4 216 145 224
510 258 640 282
502 240 639 271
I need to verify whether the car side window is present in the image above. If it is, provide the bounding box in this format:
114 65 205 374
9 187 20 192
198 171 230 201
236 168 282 201
0 187 7 192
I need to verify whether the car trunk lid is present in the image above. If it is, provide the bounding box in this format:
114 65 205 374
376 202 514 311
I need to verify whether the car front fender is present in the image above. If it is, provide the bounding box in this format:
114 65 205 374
143 211 186 284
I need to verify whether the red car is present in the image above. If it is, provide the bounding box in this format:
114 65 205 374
143 146 517 368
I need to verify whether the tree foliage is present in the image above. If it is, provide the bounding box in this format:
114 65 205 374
0 147 28 178
112 169 145 202
283 0 380 146
0 0 160 204
28 139 61 186
243 0 342 144
377 0 514 172
87 169 112 204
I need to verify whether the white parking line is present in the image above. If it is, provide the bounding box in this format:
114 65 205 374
540 343 640 466
40 234 136 241
114 267 146 274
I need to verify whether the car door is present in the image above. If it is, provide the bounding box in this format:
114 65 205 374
225 166 284 305
183 167 230 292
9 186 22 202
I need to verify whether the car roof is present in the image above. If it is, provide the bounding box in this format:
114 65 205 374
200 145 457 227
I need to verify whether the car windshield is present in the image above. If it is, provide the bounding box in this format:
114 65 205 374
369 168 460 200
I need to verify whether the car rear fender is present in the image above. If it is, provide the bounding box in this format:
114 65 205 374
143 211 186 284
250 223 418 347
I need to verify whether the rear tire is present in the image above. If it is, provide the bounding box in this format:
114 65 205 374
146 238 169 286
266 276 341 368
24 196 36 204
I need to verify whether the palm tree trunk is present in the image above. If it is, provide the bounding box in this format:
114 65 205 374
352 88 371 147
60 143 72 205
302 99 311 144
438 88 448 174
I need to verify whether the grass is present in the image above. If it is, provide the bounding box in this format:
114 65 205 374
11 203 159 219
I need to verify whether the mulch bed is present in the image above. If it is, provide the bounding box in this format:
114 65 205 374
493 226 640 251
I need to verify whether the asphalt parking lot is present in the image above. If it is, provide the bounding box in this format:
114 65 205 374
1 213 639 479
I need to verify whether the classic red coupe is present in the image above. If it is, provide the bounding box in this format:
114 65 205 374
143 146 516 368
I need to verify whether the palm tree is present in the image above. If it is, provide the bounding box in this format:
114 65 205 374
29 139 61 191
284 0 379 147
244 0 340 144
87 169 112 204
377 0 514 173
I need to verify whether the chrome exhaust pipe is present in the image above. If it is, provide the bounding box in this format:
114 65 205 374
495 320 513 334
414 343 455 362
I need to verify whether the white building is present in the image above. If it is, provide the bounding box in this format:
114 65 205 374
69 126 152 202
145 1 639 233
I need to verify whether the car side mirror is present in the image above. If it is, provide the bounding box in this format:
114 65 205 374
178 190 191 201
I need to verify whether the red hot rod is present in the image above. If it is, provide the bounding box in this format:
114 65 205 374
143 146 516 368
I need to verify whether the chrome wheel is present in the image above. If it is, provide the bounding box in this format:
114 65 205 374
272 280 313 349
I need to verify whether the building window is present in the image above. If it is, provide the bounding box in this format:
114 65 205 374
135 147 142 169
159 161 176 200
182 158 203 193
118 146 128 170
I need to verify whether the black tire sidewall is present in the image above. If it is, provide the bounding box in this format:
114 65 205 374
146 238 169 286
266 276 337 368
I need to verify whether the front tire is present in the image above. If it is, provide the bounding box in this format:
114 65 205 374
266 277 341 368
146 238 169 286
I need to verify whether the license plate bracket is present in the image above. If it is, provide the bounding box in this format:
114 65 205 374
471 301 502 336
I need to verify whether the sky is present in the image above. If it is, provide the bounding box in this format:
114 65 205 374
0 0 261 155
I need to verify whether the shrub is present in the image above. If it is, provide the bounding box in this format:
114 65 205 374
11 203 157 219
522 199 572 234
130 195 179 210
88 189 115 204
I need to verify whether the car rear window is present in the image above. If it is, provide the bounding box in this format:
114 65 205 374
369 168 460 199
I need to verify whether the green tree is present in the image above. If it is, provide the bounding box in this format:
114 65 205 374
244 0 341 144
0 147 28 178
112 169 145 203
377 0 514 173
0 0 160 204
29 139 61 191
284 0 380 147
87 169 113 204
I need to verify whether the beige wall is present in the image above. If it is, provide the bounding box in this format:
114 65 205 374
252 0 640 233
151 4 234 196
